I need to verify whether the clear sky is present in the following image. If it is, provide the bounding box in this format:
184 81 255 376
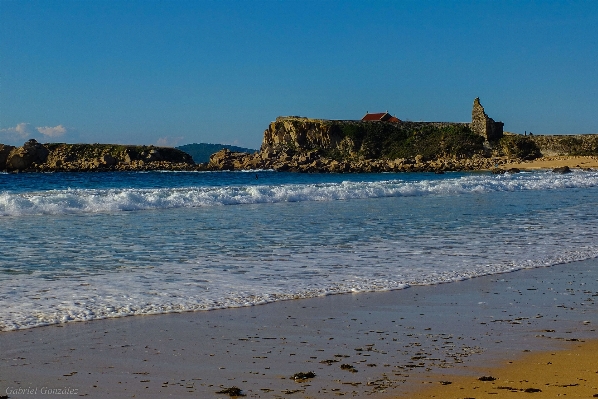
1 0 597 148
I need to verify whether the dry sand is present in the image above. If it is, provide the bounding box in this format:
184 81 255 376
1 259 597 398
406 339 598 398
505 155 598 171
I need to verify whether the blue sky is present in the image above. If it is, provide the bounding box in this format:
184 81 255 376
1 1 597 148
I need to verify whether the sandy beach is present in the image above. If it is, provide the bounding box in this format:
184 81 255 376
505 155 598 171
1 258 597 398
407 339 598 398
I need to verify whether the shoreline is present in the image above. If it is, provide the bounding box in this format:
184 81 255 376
2 258 597 398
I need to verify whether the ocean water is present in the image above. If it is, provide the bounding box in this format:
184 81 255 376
1 170 598 331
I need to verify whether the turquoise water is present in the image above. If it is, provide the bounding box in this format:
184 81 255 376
1 170 598 330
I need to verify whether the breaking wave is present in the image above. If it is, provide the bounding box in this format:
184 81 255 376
1 171 598 216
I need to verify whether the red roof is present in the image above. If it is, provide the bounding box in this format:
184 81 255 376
362 112 389 121
361 112 401 122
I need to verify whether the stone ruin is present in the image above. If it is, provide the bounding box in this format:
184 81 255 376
471 97 504 142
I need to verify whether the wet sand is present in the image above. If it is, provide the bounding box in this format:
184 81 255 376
506 155 598 171
1 259 597 398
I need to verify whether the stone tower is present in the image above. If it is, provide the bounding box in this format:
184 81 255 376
471 97 504 142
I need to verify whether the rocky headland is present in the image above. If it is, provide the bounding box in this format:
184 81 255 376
208 98 598 173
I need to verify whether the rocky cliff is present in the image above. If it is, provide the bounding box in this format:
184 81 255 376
260 117 484 161
208 117 503 173
261 98 504 158
0 140 196 172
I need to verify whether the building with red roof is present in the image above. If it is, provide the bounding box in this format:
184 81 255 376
361 112 401 123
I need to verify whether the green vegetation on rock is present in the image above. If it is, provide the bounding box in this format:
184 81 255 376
527 135 598 156
327 122 485 160
497 136 541 160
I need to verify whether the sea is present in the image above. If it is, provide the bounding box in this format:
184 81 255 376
1 169 598 331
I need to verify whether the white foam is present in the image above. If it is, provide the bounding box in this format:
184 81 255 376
2 235 598 331
1 171 597 216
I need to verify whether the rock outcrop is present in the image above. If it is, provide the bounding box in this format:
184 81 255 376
177 143 257 163
0 140 197 172
525 134 598 156
496 134 542 160
6 139 49 170
0 144 16 169
261 117 347 155
552 166 572 174
208 147 512 173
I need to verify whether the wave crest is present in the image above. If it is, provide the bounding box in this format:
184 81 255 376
1 172 597 216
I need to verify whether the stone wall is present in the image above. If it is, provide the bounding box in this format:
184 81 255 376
471 97 504 141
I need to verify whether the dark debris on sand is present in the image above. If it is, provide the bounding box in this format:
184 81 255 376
478 375 497 381
216 386 246 397
291 371 316 381
340 364 358 372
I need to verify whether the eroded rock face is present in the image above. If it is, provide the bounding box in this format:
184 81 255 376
0 144 16 170
6 139 49 170
261 117 345 154
208 149 256 170
99 154 117 166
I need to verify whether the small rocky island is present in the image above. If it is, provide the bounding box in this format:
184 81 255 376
2 98 597 173
0 141 195 172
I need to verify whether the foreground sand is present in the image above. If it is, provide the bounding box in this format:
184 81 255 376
406 339 598 398
506 155 598 170
1 259 597 398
